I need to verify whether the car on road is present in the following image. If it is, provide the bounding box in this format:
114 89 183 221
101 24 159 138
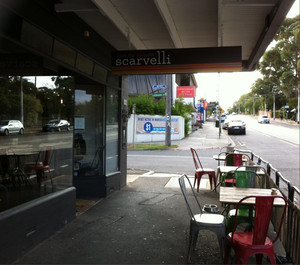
0 120 24 135
43 119 71 132
227 119 246 135
258 115 270 123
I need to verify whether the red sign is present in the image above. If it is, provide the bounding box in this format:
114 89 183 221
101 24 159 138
204 101 208 109
177 86 195 98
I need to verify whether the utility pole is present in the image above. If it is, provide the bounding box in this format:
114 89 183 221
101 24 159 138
165 75 171 147
264 95 267 115
20 76 24 124
273 93 276 120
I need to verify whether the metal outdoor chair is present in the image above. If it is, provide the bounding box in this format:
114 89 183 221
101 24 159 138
178 175 226 263
223 195 287 265
190 148 216 192
25 146 54 185
225 170 262 233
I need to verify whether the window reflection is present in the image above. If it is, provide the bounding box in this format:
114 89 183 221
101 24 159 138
106 87 119 174
0 76 73 212
74 88 104 179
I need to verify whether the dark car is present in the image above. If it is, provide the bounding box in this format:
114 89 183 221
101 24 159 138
227 120 246 135
43 119 70 132
0 120 24 135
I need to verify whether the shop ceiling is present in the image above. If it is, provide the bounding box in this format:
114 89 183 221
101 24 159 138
55 0 294 71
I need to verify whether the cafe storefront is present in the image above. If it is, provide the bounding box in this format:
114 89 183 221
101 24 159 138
0 1 127 263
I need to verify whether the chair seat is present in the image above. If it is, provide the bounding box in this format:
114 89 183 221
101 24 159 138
194 213 225 225
228 232 273 248
196 168 215 173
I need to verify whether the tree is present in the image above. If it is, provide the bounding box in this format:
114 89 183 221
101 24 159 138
258 15 299 99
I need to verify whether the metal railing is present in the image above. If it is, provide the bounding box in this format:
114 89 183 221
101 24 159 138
235 148 299 264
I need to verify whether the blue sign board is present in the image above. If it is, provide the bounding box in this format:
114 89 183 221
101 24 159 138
152 85 166 90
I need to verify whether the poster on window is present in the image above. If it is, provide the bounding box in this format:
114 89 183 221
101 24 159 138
136 116 179 134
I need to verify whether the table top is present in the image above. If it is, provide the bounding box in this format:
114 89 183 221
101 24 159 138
217 166 265 175
219 187 285 206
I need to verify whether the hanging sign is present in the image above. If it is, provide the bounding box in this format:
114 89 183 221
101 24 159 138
112 46 242 74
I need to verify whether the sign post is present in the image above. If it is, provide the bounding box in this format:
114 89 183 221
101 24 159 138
165 76 171 146
216 106 224 138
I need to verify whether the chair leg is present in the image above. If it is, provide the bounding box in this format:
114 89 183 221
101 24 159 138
223 240 231 265
187 232 196 263
196 172 204 192
217 235 225 259
268 253 277 265
193 173 197 188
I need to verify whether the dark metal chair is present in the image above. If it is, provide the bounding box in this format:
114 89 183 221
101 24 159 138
178 174 226 263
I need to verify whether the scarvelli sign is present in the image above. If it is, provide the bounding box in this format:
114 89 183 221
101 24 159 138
111 46 242 75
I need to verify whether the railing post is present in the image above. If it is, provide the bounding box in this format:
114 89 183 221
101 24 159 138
286 182 295 262
275 170 280 187
288 182 294 203
266 163 271 176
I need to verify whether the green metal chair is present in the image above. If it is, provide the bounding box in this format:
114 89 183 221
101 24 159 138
226 170 262 233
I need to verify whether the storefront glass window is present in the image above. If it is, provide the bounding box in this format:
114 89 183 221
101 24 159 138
74 87 104 179
106 87 120 174
0 76 73 212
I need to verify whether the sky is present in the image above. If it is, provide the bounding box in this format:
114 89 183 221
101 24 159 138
195 0 299 111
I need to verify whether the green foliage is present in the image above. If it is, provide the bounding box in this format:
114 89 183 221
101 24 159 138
259 15 299 98
128 94 195 136
231 15 299 116
0 76 74 127
172 98 194 135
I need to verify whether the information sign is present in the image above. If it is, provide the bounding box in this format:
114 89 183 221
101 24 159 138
153 85 166 90
144 122 153 133
153 93 166 97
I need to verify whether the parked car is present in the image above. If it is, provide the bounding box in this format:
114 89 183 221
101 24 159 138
258 115 270 123
0 120 24 135
43 119 71 132
222 119 230 130
227 119 246 135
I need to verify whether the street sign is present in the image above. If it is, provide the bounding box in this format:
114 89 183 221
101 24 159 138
152 93 166 97
144 122 153 133
216 106 224 114
152 85 166 90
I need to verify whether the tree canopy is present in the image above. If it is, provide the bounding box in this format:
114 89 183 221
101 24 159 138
229 15 299 118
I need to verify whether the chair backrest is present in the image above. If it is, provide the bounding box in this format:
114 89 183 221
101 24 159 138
190 148 203 170
178 175 202 221
224 153 243 166
234 170 262 188
43 147 52 166
232 195 287 245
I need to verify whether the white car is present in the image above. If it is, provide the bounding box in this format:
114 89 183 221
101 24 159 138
258 115 270 123
0 120 24 135
227 119 246 135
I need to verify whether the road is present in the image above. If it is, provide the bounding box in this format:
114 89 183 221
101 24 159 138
227 115 299 190
127 116 299 192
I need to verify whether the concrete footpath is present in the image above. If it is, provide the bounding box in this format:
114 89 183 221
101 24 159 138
13 119 288 265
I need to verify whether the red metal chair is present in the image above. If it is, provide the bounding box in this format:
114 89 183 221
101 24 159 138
223 195 287 265
224 153 243 166
25 147 53 185
190 148 216 192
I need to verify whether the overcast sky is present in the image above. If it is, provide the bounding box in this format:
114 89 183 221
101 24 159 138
195 0 299 111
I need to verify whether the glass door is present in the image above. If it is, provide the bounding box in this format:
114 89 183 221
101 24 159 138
73 86 105 197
